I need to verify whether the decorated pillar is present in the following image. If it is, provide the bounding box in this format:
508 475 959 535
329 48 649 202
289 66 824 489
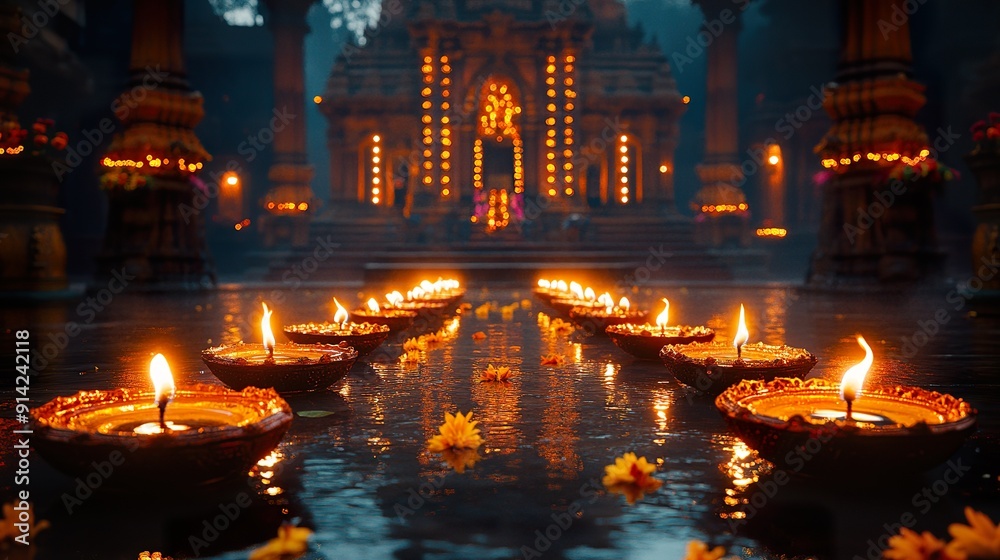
97 0 213 288
692 0 748 246
808 0 941 285
261 0 315 247
0 0 68 293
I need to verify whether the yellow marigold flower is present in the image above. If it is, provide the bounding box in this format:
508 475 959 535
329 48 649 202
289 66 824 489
137 553 173 560
602 452 663 505
480 364 512 382
439 448 482 473
427 411 484 452
550 318 574 333
398 349 422 365
684 540 731 560
883 528 954 560
248 522 312 560
540 354 566 366
948 507 1000 559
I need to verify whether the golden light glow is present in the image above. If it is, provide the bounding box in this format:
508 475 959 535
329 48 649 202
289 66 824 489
562 51 577 195
313 95 322 104
682 95 691 104
440 55 452 198
733 304 749 352
370 133 383 205
656 298 669 329
840 335 874 403
538 279 551 289
584 287 596 301
701 203 749 214
617 135 631 204
569 281 583 300
821 150 929 169
223 172 239 186
261 302 276 356
659 164 668 173
333 298 349 327
150 353 175 406
756 227 788 238
618 297 630 312
366 298 381 314
768 154 780 165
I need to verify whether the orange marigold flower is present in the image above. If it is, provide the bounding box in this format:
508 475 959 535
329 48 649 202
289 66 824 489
602 452 662 505
480 364 512 382
427 411 484 452
948 507 1000 560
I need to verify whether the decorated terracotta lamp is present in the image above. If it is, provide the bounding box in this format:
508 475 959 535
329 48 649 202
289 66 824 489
385 288 451 316
203 302 359 393
409 278 465 307
607 299 716 360
284 298 391 356
352 297 417 332
715 336 978 476
31 354 293 486
569 296 648 334
660 304 817 394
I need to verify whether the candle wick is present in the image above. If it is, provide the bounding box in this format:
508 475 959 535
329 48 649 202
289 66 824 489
158 399 168 432
737 345 742 360
845 399 853 422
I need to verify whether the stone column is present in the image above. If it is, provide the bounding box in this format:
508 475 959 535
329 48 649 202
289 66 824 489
262 0 315 247
98 0 213 288
808 0 935 285
692 0 748 246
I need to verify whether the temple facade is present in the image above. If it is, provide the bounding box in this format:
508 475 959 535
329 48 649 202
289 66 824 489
319 0 686 239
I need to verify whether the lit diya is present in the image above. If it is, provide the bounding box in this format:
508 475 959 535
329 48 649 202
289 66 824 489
385 289 451 316
203 302 359 393
533 279 568 305
31 354 292 486
569 296 648 335
715 336 977 476
409 278 465 307
284 298 391 356
548 284 605 315
607 299 716 360
660 304 817 394
351 297 417 332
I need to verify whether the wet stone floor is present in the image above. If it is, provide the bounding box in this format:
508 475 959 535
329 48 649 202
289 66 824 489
1 282 999 560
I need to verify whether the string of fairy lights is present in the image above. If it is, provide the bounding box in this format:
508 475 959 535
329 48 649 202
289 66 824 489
544 55 558 197
562 52 576 197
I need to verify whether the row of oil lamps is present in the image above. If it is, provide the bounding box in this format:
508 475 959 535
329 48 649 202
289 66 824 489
29 279 465 487
535 278 978 477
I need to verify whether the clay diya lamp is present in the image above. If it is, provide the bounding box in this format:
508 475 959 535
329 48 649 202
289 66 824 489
31 354 293 486
203 302 359 393
715 336 977 477
607 299 716 359
351 298 417 332
284 298 391 356
386 290 452 316
569 296 648 334
411 278 466 307
660 304 817 395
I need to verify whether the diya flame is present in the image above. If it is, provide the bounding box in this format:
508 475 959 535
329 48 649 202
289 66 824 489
261 302 276 357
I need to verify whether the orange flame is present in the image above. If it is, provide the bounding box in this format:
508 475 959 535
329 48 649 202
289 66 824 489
656 299 669 329
840 335 874 403
261 302 276 356
584 287 596 302
367 298 381 313
618 297 630 312
150 353 175 406
333 298 349 326
733 304 749 351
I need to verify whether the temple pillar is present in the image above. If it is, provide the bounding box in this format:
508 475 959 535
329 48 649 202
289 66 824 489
261 0 315 247
692 0 748 246
97 0 213 288
808 0 936 285
0 0 67 293
638 113 658 206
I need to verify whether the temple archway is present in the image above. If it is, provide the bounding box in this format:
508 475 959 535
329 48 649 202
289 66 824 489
471 75 524 232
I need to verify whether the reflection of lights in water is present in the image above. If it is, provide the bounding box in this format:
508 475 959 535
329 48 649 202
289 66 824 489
715 435 771 520
251 450 285 497
266 487 283 496
603 363 616 386
573 343 582 362
762 290 787 345
652 389 672 443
